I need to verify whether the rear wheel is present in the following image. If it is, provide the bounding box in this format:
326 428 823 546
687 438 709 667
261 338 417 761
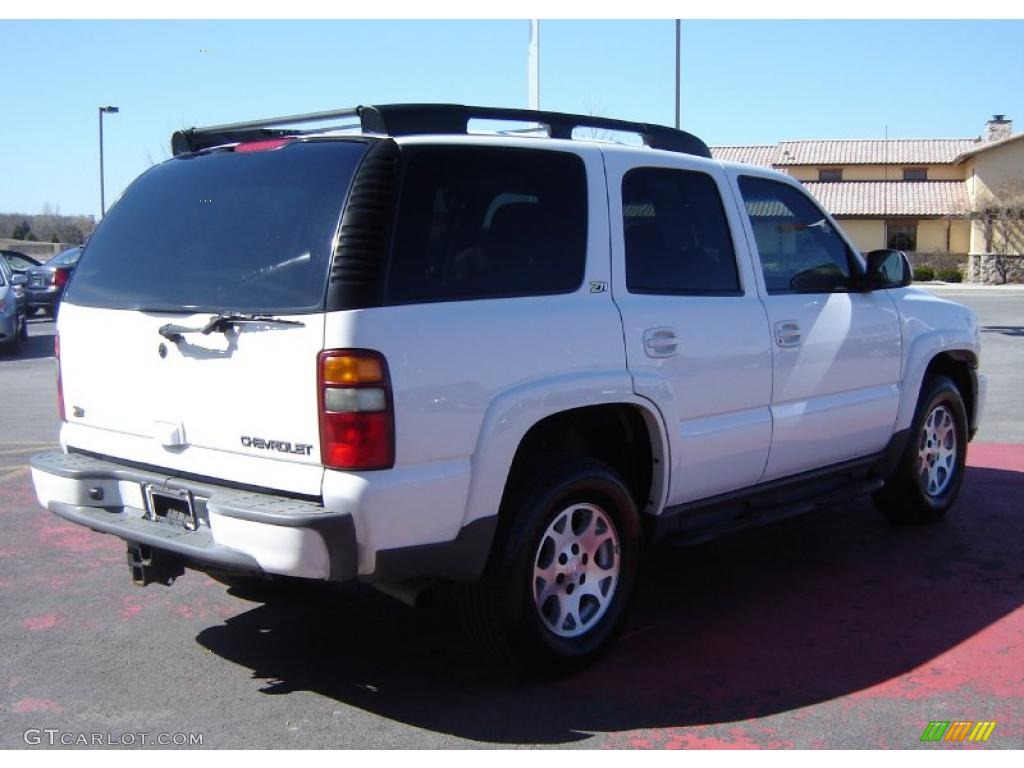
873 375 968 523
461 458 640 674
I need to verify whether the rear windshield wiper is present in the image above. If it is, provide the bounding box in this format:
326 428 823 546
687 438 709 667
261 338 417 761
158 312 305 343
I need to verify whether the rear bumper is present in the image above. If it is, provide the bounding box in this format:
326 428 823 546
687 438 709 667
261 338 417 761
30 450 357 581
26 286 60 309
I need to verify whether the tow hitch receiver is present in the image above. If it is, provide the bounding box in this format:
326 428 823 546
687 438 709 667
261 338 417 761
127 543 184 587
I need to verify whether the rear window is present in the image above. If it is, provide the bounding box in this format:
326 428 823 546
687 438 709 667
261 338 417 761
66 140 368 313
385 147 587 304
50 248 81 267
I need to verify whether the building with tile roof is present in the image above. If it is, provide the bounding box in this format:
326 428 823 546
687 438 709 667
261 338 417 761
711 116 1024 279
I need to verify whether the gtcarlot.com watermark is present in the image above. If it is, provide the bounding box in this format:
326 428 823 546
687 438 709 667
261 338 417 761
24 729 203 747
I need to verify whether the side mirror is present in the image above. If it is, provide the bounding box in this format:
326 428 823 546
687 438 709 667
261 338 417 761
862 249 912 290
11 273 27 287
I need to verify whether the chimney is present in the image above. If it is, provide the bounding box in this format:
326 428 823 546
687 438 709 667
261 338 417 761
985 114 1012 142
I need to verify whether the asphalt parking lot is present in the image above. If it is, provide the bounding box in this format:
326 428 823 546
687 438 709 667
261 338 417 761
1 290 1022 749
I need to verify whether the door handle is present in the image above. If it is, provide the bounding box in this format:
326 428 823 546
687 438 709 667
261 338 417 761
643 327 679 358
774 321 802 348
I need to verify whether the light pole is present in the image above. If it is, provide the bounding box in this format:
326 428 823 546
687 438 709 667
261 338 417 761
99 106 119 217
674 20 680 129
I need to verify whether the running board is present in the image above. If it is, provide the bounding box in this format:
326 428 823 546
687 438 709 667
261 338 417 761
654 458 885 547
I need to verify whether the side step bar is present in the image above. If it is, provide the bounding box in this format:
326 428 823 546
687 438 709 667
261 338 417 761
653 451 894 547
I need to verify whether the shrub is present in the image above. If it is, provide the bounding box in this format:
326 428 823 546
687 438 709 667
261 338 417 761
914 265 935 281
937 268 962 283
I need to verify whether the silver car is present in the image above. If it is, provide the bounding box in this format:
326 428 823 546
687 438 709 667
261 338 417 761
0 256 28 352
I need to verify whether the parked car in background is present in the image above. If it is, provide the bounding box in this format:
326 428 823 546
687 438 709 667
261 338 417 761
1 249 42 275
25 246 81 316
0 256 28 352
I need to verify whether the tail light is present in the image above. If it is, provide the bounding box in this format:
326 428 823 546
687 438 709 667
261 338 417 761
318 350 394 470
53 268 70 287
55 333 66 422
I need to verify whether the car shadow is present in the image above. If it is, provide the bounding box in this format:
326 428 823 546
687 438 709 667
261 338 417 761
981 325 1024 337
1 323 55 361
196 464 1024 745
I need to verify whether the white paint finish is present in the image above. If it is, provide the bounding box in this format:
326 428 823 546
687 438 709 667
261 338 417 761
30 464 146 514
601 147 773 503
322 457 470 574
322 144 640 533
60 422 324 497
718 166 904 479
207 512 330 579
56 303 326 496
758 290 902 479
676 407 773 501
767 384 902 477
465 378 668 524
887 287 981 432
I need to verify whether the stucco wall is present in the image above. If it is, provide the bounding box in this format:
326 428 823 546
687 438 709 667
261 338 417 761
917 220 952 252
950 219 970 253
963 137 1024 255
965 137 1024 202
833 218 968 254
835 219 884 251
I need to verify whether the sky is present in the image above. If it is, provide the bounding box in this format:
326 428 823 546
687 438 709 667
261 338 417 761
2 18 1023 219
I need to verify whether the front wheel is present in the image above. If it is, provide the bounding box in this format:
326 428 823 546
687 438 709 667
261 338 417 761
460 459 641 674
873 375 968 523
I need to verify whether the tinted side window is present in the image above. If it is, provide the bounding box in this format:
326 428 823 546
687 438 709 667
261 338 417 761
738 176 854 294
385 148 587 304
623 168 741 295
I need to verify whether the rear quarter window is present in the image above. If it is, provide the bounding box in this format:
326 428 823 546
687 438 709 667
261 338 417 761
384 147 588 304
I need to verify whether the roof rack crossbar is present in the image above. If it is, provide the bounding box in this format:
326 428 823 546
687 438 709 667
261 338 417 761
170 103 711 159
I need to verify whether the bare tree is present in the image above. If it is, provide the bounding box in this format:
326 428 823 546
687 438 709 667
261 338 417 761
972 177 1024 283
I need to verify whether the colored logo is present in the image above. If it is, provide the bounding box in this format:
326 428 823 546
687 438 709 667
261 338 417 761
920 721 996 743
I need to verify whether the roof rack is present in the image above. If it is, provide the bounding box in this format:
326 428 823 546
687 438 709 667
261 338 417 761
170 103 711 159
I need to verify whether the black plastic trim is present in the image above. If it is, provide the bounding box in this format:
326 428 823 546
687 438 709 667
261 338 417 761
651 441 909 545
366 515 498 584
325 139 400 312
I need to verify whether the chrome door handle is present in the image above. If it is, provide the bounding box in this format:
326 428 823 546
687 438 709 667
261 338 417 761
643 327 679 358
774 321 802 347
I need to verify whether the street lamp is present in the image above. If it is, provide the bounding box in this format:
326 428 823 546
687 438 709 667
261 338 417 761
98 106 119 217
674 20 680 129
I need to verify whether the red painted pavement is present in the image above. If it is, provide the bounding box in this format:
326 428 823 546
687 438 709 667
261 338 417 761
1 443 1022 748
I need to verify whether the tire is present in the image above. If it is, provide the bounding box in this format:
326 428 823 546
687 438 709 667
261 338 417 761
873 375 968 524
460 458 641 674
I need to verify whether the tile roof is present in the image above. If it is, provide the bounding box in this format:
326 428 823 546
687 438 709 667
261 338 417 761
802 181 969 217
954 131 1024 162
711 138 989 167
710 145 777 167
775 139 981 166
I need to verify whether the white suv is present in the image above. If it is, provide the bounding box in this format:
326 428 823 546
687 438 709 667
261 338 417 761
31 104 985 671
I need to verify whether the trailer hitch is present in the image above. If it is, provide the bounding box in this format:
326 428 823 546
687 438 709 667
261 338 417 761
126 543 184 587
